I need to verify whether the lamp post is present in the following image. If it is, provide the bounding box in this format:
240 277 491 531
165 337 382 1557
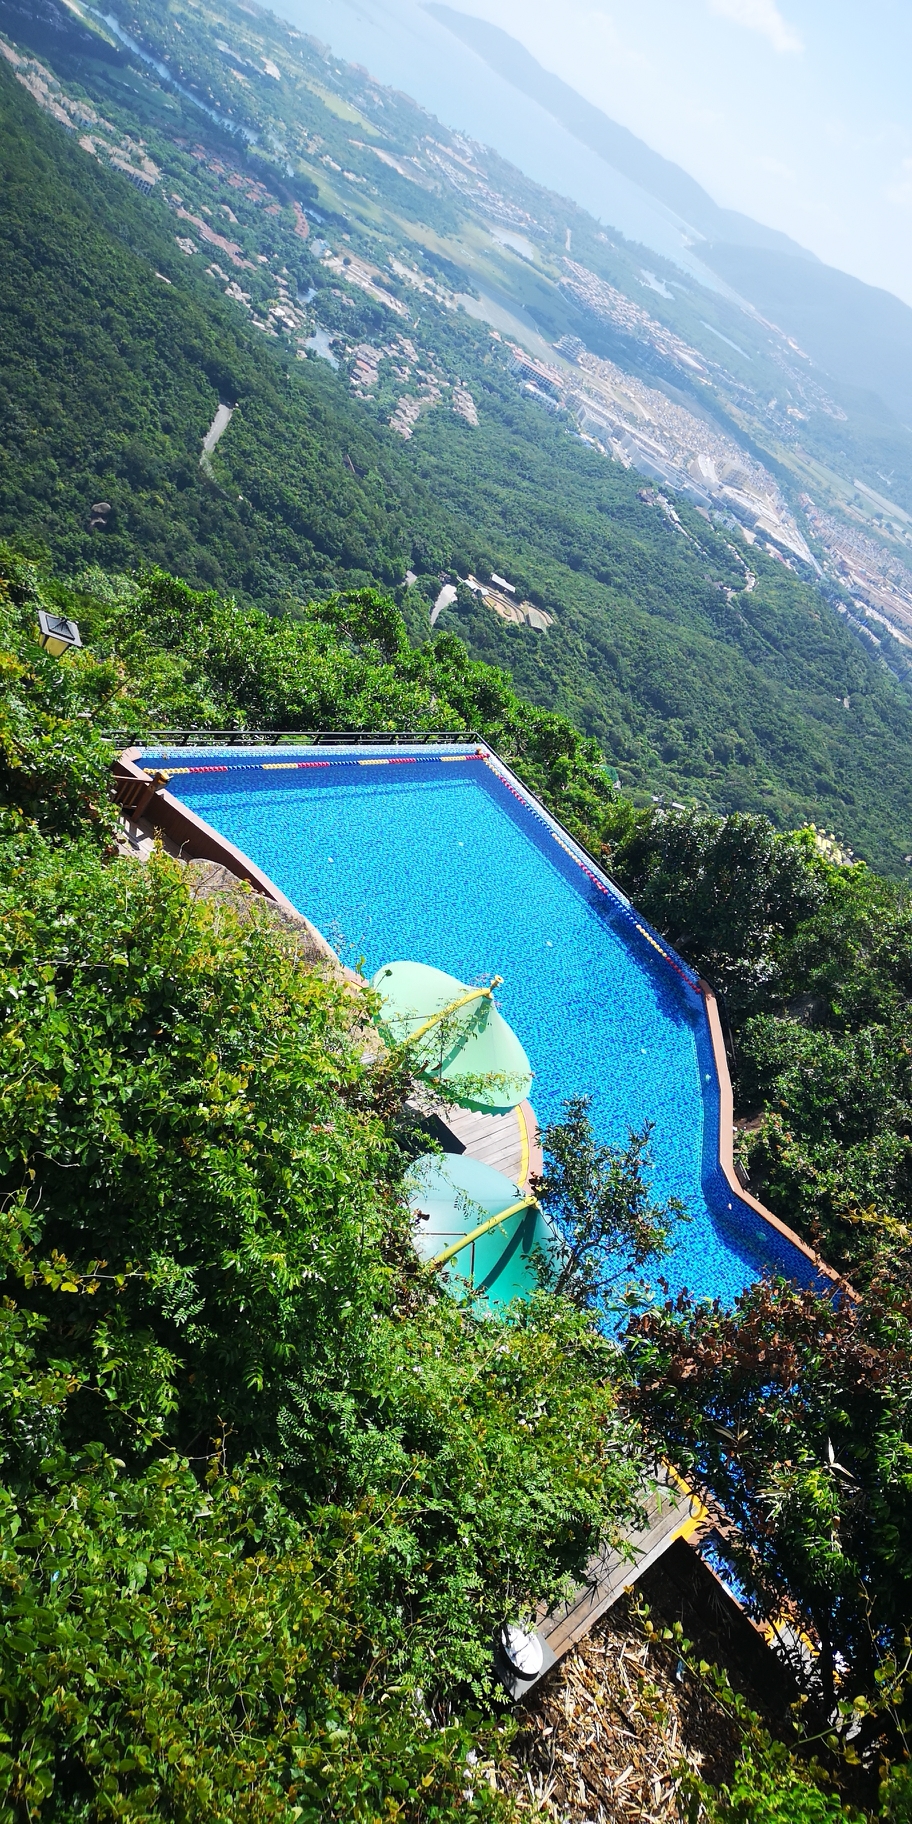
36 611 82 657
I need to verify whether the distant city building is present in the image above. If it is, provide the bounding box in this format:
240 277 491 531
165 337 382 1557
508 345 563 398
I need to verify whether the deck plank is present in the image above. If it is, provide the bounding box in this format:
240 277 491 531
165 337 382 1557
540 1478 700 1660
497 1474 703 1700
433 1100 542 1188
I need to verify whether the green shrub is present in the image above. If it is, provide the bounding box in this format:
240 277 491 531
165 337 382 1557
0 1450 514 1822
0 555 118 846
682 1735 853 1822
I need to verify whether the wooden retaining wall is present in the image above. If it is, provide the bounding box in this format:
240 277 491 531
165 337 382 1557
112 753 338 963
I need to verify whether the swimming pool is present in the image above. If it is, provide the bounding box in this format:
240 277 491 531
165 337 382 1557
150 741 819 1305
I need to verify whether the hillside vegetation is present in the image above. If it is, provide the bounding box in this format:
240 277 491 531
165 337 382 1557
0 59 442 597
2 547 912 1817
0 549 649 1818
4 545 909 1296
3 0 912 1808
1 49 912 870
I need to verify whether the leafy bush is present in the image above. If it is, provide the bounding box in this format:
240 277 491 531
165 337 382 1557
0 791 645 1812
882 1761 912 1822
533 1096 685 1303
605 804 912 1281
628 1275 912 1722
6 548 912 1815
0 1452 514 1822
0 555 118 845
681 1735 852 1823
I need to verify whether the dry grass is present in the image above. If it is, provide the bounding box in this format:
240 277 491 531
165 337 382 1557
494 1540 802 1823
499 1590 741 1822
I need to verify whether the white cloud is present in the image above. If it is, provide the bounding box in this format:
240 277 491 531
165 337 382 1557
707 0 803 54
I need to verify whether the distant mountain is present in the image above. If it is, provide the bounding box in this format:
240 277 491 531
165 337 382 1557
698 243 912 429
427 4 912 423
424 4 814 258
5 17 912 868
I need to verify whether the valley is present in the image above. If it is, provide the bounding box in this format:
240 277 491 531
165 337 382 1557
3 5 912 1818
0 0 910 873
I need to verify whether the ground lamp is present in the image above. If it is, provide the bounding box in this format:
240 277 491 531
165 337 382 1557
371 959 533 1111
36 611 82 657
494 1620 557 1700
407 1152 555 1306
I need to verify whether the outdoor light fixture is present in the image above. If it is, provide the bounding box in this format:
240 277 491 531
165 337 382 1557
36 611 82 657
494 1619 557 1699
499 1624 544 1678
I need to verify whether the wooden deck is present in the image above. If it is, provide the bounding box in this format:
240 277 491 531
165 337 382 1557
496 1473 704 1700
430 1099 543 1190
425 1101 709 1704
540 1475 702 1660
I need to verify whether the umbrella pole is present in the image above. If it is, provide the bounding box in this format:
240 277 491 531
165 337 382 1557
428 1194 539 1269
406 977 503 1046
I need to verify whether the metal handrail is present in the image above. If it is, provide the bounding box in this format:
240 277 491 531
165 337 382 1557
478 740 704 990
107 725 706 991
102 728 480 748
107 727 707 990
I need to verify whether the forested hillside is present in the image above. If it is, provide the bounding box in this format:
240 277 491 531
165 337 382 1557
3 0 912 1812
6 544 910 1302
0 36 911 870
0 58 444 596
3 547 912 1818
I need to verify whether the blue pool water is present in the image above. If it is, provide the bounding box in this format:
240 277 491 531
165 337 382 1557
158 746 818 1304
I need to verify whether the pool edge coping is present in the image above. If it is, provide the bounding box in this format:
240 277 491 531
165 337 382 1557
475 744 842 1290
113 751 340 963
699 976 841 1289
114 740 845 1296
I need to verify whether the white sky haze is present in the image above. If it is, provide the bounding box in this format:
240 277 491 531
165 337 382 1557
706 0 803 58
284 0 912 306
454 0 912 303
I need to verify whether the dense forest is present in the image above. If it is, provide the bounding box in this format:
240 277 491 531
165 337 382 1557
2 545 912 1818
3 0 912 1813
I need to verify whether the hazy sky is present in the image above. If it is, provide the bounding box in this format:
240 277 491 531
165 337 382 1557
454 0 912 304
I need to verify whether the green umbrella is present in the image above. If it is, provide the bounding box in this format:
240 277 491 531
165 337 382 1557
407 1153 556 1307
371 959 533 1111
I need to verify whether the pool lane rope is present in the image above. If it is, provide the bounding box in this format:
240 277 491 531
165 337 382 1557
477 754 702 996
151 747 699 994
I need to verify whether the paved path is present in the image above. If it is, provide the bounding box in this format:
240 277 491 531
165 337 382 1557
200 402 235 470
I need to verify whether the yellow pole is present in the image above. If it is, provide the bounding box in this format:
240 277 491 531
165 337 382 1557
406 976 503 1046
428 1194 539 1269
